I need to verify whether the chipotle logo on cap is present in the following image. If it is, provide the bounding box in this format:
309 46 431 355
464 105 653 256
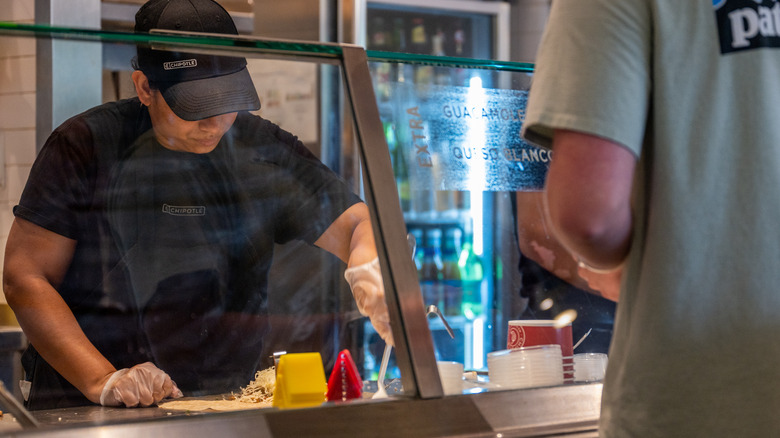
163 59 198 70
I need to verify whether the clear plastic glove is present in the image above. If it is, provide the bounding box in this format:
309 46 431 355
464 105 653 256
345 258 394 346
99 362 183 407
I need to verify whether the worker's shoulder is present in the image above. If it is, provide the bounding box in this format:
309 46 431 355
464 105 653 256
53 98 146 139
230 113 319 167
60 97 143 125
233 112 299 145
44 98 150 164
233 111 285 137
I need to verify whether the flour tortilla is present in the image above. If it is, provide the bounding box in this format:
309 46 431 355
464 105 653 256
159 367 276 412
158 397 271 412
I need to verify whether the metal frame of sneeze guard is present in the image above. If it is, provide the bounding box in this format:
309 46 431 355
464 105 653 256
0 21 440 400
340 46 442 399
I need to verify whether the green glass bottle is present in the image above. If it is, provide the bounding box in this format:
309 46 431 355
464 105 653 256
419 228 443 310
385 122 410 213
458 220 483 320
441 226 462 316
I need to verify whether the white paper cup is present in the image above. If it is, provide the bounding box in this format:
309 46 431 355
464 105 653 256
488 345 563 389
508 320 574 382
573 353 608 382
437 361 464 395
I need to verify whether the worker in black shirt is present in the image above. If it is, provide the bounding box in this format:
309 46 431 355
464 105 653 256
4 0 391 410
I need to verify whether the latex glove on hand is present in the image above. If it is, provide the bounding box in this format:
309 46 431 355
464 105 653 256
99 362 183 407
345 257 394 346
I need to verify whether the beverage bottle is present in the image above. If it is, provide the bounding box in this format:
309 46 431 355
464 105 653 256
369 17 392 100
410 17 429 54
385 122 411 214
383 121 396 160
419 228 443 309
454 20 465 56
455 191 471 215
392 17 407 52
410 17 433 85
441 226 462 316
453 20 467 85
432 26 446 56
392 17 412 83
408 227 424 265
431 26 451 85
370 16 389 51
435 188 456 219
374 62 391 102
458 219 483 319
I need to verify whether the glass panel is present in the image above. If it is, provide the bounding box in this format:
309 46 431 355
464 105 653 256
0 25 405 428
367 53 616 392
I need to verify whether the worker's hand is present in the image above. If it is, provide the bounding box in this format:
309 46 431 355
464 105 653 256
345 258 394 346
99 362 183 407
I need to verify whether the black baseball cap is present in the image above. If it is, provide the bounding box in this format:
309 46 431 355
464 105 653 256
134 0 261 121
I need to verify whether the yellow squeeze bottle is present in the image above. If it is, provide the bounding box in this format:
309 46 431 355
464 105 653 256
272 352 328 409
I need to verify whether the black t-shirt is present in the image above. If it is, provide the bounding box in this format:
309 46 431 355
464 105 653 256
15 98 361 409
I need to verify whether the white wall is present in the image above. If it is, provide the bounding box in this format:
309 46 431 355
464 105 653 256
0 0 37 305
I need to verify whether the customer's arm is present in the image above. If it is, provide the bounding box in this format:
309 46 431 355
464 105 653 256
516 190 590 289
544 129 636 272
516 190 621 301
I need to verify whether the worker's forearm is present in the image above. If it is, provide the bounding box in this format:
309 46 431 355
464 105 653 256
7 279 115 404
347 218 378 268
315 203 378 267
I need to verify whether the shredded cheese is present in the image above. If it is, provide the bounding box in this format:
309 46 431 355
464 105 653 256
159 367 276 411
235 366 276 404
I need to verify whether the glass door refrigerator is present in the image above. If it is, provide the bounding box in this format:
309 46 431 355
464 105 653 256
346 0 517 379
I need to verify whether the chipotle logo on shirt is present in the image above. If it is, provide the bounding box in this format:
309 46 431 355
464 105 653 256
162 204 206 216
715 0 780 54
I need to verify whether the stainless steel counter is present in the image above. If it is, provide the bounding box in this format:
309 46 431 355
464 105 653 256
0 383 601 437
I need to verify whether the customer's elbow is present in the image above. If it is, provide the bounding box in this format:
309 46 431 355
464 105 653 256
548 204 631 266
552 211 613 249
